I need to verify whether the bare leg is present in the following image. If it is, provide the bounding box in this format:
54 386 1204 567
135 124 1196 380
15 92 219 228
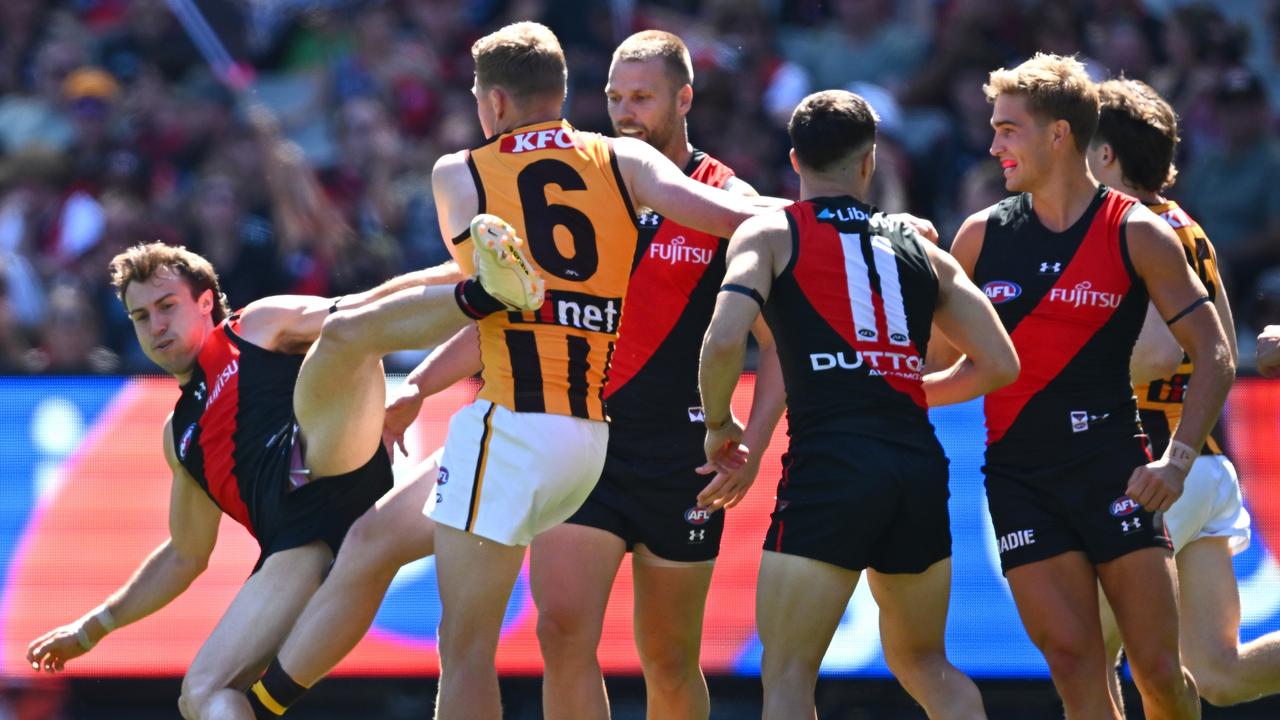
631 546 714 720
1098 547 1199 720
433 524 528 720
756 550 859 720
530 523 626 720
276 459 439 686
177 542 332 719
1005 552 1121 720
1177 537 1280 706
295 285 471 478
867 559 986 720
1098 585 1128 715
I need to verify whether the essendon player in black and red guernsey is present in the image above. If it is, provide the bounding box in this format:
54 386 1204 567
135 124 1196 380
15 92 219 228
701 89 1017 720
531 31 785 720
24 237 542 717
937 55 1233 719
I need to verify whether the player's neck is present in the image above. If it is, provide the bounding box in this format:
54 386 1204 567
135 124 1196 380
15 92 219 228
800 175 868 203
496 110 562 136
661 135 693 172
1029 163 1100 233
1113 179 1163 206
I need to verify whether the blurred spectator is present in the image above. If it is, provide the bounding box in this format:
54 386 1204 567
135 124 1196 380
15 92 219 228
0 32 86 153
778 0 929 92
25 283 119 374
1179 67 1280 328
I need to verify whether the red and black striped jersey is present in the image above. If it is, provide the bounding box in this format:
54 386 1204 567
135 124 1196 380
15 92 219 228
765 196 941 451
170 316 303 538
605 150 734 465
1134 200 1226 456
974 187 1147 470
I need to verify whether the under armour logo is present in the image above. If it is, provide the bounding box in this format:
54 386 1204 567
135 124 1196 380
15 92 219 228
193 382 206 401
688 406 705 422
639 212 662 227
1039 262 1063 274
688 529 706 543
1121 517 1142 534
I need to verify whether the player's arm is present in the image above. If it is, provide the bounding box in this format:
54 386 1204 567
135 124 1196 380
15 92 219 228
1129 303 1185 385
924 210 988 374
383 324 483 456
1258 325 1280 378
27 415 221 672
1125 209 1235 511
922 242 1020 406
698 213 787 498
614 137 779 239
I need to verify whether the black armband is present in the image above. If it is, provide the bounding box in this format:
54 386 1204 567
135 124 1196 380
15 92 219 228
1165 296 1210 326
721 284 765 308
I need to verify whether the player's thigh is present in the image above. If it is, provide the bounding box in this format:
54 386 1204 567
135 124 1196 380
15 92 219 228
1174 537 1241 672
434 523 528 653
530 522 626 636
866 558 952 658
1005 551 1104 655
186 542 333 692
756 550 859 668
632 547 715 655
1096 547 1180 668
343 453 441 568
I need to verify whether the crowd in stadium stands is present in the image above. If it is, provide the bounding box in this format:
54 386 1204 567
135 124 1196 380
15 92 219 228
0 0 1278 375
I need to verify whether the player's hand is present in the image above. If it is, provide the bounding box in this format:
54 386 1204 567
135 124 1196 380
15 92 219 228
1125 460 1187 513
893 212 939 244
382 384 424 458
697 416 748 511
696 439 763 512
27 624 91 673
1257 325 1280 378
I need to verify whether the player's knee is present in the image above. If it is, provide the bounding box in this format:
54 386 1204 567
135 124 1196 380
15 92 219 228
637 636 700 686
178 672 219 720
535 604 596 653
882 644 947 686
334 513 399 579
1194 667 1247 707
760 648 822 686
1033 633 1095 680
317 311 366 353
1127 650 1188 700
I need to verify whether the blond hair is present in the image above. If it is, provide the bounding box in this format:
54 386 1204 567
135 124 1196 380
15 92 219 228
472 22 567 102
984 53 1099 152
612 30 693 88
109 242 230 323
1096 78 1179 192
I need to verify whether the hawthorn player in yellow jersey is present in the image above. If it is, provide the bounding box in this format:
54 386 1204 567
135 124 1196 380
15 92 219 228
422 22 770 720
1088 77 1278 710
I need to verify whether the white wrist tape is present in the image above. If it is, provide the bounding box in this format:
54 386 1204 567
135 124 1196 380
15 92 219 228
75 624 95 651
1166 439 1198 472
96 605 117 633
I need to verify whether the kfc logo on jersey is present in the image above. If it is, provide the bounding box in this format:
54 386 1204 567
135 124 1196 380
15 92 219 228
983 281 1022 304
648 235 714 266
500 127 579 153
685 507 712 526
1110 496 1141 517
178 423 197 460
1049 281 1122 309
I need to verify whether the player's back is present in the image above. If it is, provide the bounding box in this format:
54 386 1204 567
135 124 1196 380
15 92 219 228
456 119 638 420
1135 200 1227 456
767 196 940 452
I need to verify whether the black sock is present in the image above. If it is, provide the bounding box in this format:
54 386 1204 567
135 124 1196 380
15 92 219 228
454 279 507 318
246 658 308 717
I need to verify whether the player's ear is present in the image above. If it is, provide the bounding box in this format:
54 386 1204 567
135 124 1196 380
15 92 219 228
197 289 214 315
862 144 876 181
788 148 800 175
676 83 693 115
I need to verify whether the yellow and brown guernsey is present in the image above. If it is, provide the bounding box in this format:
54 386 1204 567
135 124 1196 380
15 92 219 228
1135 200 1226 456
453 119 639 420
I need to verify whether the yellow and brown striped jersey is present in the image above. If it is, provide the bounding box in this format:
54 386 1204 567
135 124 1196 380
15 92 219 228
452 119 638 420
1134 200 1225 455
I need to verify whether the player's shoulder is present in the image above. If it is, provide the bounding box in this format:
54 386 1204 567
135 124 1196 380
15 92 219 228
432 149 471 180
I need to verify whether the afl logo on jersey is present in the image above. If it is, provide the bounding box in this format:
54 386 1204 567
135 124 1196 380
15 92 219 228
178 423 197 460
684 507 712 525
982 281 1022 304
1110 496 1141 517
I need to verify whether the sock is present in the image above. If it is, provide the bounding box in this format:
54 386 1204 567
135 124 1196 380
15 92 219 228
454 279 507 318
245 658 308 717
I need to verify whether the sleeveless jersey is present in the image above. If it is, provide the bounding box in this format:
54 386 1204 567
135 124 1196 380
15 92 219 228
170 316 303 538
606 150 735 465
974 187 1147 470
1134 200 1226 456
454 119 638 421
766 196 940 451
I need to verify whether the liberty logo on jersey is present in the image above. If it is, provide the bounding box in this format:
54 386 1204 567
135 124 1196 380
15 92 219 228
817 206 870 222
648 235 714 266
983 281 1021 304
1049 281 1122 309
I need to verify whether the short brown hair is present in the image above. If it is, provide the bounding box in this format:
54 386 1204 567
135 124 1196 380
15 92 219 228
611 30 693 88
788 90 878 172
109 242 230 324
472 22 567 102
1095 78 1179 192
984 53 1099 152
